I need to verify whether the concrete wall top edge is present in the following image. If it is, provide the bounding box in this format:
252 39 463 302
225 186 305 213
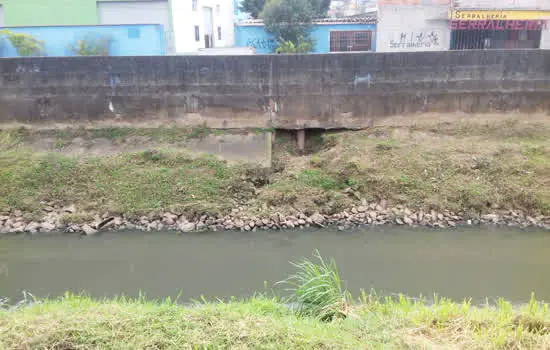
1 49 548 60
1 49 550 126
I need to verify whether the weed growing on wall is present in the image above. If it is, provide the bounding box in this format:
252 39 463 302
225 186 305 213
0 30 45 56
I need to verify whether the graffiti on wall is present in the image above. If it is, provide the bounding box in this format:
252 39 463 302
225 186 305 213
389 31 440 49
15 63 40 73
246 38 276 51
354 73 373 88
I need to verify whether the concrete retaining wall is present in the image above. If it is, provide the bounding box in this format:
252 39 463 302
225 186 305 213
1 50 549 129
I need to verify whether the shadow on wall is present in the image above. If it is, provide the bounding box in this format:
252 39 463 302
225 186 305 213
0 24 165 57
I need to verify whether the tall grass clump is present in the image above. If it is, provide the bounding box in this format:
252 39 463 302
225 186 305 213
281 250 352 321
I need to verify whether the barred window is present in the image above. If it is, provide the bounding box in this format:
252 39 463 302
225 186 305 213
330 31 373 52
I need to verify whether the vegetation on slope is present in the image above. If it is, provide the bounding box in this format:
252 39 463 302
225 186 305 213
263 118 550 216
0 117 549 219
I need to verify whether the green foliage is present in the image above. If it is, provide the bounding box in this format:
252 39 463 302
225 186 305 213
0 149 240 216
262 0 314 47
275 37 313 53
1 292 549 349
280 250 352 321
68 33 112 56
295 169 342 190
309 0 331 17
0 29 45 56
239 0 266 18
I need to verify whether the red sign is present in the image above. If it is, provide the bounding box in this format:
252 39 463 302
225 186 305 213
450 20 548 31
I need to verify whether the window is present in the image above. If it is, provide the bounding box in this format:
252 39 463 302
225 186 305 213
195 26 200 42
218 26 222 40
128 27 141 39
216 4 220 15
192 0 197 11
329 31 373 52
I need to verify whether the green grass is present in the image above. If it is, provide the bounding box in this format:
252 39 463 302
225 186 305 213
0 253 548 349
0 149 244 217
280 250 352 322
0 294 396 349
1 295 547 350
1 119 550 218
264 119 550 215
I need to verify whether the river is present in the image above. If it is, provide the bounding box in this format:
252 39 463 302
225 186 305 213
1 226 549 304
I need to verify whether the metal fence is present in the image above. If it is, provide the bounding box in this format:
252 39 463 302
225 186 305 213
329 30 374 52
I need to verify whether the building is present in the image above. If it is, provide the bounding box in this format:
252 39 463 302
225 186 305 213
376 0 550 52
0 0 237 55
234 15 377 54
172 0 235 54
0 24 166 57
376 0 452 52
449 0 550 50
0 0 174 53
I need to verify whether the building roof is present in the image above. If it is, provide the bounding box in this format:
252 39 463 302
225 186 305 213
237 13 377 26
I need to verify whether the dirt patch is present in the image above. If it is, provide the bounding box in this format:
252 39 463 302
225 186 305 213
1 127 271 165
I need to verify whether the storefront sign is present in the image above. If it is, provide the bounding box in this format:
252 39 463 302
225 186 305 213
449 10 550 20
450 20 548 31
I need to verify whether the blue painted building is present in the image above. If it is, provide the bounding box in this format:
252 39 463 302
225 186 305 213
0 24 166 57
234 15 377 54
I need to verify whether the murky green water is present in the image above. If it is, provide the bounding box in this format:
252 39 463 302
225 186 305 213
1 227 549 304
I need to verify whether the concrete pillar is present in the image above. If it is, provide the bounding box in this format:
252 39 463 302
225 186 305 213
297 129 305 150
265 131 272 168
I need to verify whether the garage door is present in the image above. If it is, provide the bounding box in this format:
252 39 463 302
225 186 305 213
97 1 172 53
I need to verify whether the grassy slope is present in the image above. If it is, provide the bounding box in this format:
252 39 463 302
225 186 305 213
0 294 548 349
0 117 549 218
0 149 246 218
263 118 550 216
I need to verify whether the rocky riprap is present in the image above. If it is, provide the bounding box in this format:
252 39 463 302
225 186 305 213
1 202 550 236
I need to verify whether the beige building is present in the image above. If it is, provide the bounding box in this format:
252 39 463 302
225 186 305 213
376 0 550 51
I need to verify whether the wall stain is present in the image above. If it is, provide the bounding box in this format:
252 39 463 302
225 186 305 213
354 73 373 88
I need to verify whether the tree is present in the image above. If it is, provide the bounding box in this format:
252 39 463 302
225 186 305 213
0 29 45 56
309 0 330 17
262 0 314 47
239 0 266 19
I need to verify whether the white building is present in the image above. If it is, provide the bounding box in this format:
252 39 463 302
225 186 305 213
376 0 550 52
376 0 452 52
172 0 236 54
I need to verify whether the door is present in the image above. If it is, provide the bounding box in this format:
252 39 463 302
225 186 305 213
203 7 213 48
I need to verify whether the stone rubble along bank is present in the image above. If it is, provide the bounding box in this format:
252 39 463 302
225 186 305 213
1 203 550 235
